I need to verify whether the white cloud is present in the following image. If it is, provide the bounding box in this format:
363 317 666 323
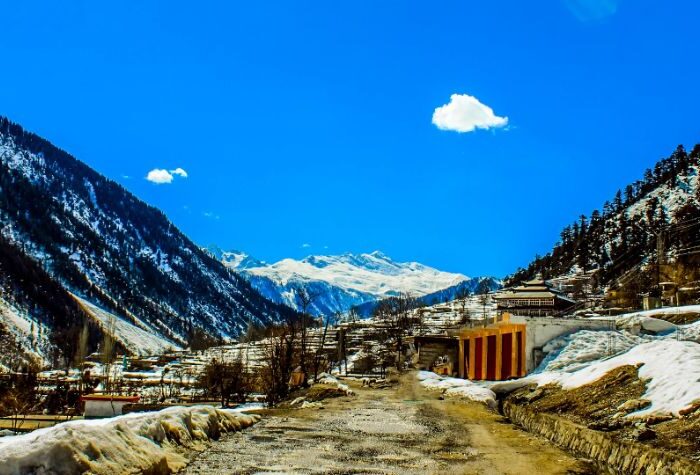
170 167 188 178
301 243 311 249
146 167 188 184
203 211 220 220
432 94 508 133
146 169 174 184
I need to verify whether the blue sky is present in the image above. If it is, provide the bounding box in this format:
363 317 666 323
1 1 699 277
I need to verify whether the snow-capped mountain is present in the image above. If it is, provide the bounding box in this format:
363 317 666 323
207 246 266 270
0 117 298 363
212 248 492 316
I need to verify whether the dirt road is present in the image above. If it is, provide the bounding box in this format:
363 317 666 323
183 378 595 474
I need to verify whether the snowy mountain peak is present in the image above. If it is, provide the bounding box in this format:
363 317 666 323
207 246 266 270
210 247 476 316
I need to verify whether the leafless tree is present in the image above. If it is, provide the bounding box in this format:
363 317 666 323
347 306 360 325
199 355 251 407
0 363 39 433
374 292 418 370
455 286 471 324
313 311 340 380
101 316 116 393
260 320 298 406
294 285 319 387
476 280 491 323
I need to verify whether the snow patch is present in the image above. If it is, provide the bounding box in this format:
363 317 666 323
72 295 181 356
0 406 259 475
419 372 497 408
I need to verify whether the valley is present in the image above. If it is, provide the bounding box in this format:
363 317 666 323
1 84 700 475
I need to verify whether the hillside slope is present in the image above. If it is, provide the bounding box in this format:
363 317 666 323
0 117 297 361
508 144 700 300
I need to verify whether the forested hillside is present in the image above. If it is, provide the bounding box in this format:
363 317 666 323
508 144 700 299
0 117 298 365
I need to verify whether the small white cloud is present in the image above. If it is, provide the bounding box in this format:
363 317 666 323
432 94 508 133
146 167 188 184
203 211 220 220
121 174 131 179
146 169 174 184
170 167 188 178
301 243 311 249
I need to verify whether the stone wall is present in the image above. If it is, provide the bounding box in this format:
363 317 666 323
503 400 700 475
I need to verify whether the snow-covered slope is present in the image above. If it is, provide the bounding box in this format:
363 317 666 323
0 116 298 361
508 144 700 288
0 296 52 370
71 295 181 356
215 249 486 316
247 251 467 297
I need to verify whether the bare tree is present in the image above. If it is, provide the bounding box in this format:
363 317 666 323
476 280 491 324
294 285 319 387
73 324 90 394
199 355 251 407
0 363 39 433
260 320 298 407
374 292 418 371
455 286 471 324
347 306 360 325
313 311 340 381
101 316 116 393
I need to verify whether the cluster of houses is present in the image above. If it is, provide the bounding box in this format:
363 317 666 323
412 276 614 381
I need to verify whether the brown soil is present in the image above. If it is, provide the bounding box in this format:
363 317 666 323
506 365 700 462
655 311 700 325
183 375 594 474
304 385 350 402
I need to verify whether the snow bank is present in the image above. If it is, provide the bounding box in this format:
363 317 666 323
550 339 700 417
678 320 700 343
536 330 652 373
0 406 259 475
418 372 497 408
614 304 700 320
611 314 677 334
494 335 700 418
316 372 353 395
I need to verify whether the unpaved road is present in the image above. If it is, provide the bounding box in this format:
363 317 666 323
184 378 595 474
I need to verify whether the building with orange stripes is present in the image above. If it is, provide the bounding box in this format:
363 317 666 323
457 314 527 381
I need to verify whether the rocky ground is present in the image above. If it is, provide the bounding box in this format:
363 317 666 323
183 376 594 475
507 365 700 462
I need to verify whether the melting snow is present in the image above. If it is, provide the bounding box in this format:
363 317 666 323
0 406 259 475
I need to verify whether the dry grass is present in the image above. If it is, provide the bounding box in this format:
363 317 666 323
508 365 700 461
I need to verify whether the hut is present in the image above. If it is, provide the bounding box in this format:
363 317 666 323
80 394 140 418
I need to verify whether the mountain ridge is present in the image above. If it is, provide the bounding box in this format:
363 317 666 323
507 144 700 303
210 247 497 316
0 116 298 363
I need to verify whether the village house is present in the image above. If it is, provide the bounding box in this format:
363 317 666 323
494 277 576 317
80 394 140 418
